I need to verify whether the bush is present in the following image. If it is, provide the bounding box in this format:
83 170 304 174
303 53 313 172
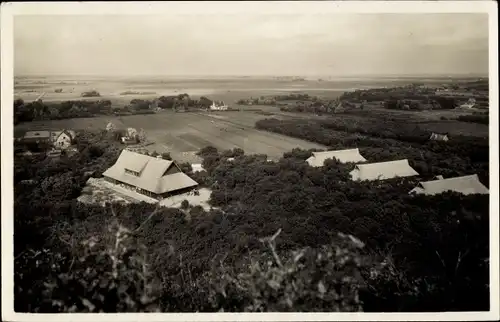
14 126 490 312
208 230 371 312
161 152 172 161
81 90 101 97
40 220 162 312
457 115 489 125
180 200 190 210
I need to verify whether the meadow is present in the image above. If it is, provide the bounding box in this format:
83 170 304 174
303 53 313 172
14 110 327 163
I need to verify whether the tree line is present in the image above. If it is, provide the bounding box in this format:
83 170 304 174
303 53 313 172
13 94 216 125
255 117 489 185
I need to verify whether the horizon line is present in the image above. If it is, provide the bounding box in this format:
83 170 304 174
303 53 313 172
14 73 489 78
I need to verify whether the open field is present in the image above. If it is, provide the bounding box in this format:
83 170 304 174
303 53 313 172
15 110 328 162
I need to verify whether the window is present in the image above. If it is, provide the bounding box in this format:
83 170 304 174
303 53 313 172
125 169 140 176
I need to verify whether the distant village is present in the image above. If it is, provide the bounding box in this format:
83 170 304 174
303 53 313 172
236 79 489 114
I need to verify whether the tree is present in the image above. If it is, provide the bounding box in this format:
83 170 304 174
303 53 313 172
180 200 190 210
178 162 193 173
39 220 162 312
137 129 147 143
161 152 172 160
197 146 219 158
199 97 213 109
435 97 457 110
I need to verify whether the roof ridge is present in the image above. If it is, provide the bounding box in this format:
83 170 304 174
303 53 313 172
314 148 360 155
358 159 408 167
423 174 479 184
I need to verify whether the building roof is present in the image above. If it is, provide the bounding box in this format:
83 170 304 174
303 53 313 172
306 148 367 167
103 150 198 194
430 133 449 140
409 174 489 196
51 130 76 140
24 131 50 139
350 159 419 181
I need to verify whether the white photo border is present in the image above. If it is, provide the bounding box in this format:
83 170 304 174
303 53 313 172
1 1 498 321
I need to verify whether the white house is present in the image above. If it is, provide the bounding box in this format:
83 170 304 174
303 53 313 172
409 174 489 196
429 133 449 142
51 130 76 150
210 101 228 111
306 148 367 167
349 159 419 181
458 98 477 109
106 122 116 132
127 127 138 138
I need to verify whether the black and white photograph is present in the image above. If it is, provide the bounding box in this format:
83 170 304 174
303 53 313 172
1 1 499 320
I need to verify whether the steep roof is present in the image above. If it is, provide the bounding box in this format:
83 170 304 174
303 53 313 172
52 130 76 141
430 133 449 141
103 150 198 194
409 174 489 196
350 159 419 181
306 148 367 167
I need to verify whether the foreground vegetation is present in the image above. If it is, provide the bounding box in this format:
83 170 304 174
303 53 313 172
14 117 489 312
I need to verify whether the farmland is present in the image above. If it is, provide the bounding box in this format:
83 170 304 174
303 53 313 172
14 110 327 163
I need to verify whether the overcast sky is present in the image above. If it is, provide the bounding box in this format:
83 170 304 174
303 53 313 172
14 13 489 76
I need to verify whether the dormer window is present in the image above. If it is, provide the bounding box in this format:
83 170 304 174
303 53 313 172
125 169 140 177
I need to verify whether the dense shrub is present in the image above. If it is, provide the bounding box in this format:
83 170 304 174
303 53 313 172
208 231 371 312
457 115 489 125
40 220 162 312
14 122 490 312
255 118 489 184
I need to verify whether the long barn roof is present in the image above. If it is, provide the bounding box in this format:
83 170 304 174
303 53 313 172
349 159 419 181
306 148 367 166
409 174 489 196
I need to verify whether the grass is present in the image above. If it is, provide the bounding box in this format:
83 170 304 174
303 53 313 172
15 111 327 163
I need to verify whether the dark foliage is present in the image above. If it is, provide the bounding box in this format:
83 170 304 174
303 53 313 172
255 118 489 185
14 118 490 312
457 115 489 125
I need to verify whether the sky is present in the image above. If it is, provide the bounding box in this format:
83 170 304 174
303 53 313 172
14 13 489 77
